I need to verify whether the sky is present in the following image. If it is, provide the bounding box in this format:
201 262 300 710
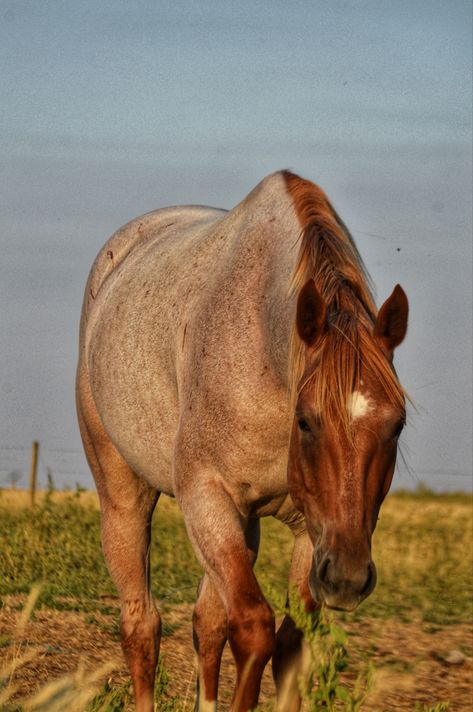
0 0 471 492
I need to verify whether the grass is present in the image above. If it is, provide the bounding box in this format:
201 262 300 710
0 485 471 710
0 486 471 624
87 657 179 712
0 489 202 609
351 494 473 624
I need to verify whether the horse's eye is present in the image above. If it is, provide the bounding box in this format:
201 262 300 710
298 418 311 433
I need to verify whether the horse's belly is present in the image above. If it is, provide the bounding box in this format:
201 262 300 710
90 359 178 495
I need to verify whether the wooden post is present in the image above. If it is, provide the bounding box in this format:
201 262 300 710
29 441 39 507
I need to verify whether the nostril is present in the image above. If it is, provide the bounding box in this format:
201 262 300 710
318 556 331 584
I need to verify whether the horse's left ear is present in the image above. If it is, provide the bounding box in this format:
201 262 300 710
296 278 328 347
374 284 409 354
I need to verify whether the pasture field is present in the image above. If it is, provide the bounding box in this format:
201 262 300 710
0 487 472 710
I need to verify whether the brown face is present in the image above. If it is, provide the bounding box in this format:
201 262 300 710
288 372 405 611
290 280 409 611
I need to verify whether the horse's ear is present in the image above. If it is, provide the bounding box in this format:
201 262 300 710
296 279 327 347
374 284 408 354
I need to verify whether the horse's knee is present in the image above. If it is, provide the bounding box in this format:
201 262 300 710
228 601 276 668
193 603 227 652
120 599 161 667
121 596 161 633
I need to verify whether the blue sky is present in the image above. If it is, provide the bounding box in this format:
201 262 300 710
0 0 471 490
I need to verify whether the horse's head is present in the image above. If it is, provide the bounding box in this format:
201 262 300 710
288 279 408 611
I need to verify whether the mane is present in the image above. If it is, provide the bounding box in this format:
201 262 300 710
283 170 405 436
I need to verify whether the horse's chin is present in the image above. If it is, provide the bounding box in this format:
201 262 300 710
308 577 362 613
323 597 360 613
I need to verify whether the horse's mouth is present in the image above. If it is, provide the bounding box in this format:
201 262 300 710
308 559 376 612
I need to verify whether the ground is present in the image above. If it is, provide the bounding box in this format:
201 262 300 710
1 595 472 710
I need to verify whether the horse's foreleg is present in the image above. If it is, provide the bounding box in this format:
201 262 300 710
77 394 160 712
192 519 260 711
176 473 274 712
273 529 317 712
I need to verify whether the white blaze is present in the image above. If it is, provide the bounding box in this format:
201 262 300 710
349 390 372 420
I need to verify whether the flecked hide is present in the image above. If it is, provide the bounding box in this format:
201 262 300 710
80 172 300 515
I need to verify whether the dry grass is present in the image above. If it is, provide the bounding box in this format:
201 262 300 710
0 488 99 510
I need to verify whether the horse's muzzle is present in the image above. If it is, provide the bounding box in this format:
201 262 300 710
309 553 377 612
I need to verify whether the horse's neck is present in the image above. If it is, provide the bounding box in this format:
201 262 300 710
226 177 301 392
264 247 297 391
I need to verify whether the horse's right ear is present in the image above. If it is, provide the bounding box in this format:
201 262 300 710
296 279 328 347
374 284 409 355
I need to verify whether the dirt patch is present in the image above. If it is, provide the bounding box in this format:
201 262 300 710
343 618 473 711
1 596 472 710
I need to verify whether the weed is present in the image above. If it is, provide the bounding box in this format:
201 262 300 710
87 679 133 711
284 595 373 711
154 657 180 710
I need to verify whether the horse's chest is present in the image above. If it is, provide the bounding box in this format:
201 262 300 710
209 421 292 516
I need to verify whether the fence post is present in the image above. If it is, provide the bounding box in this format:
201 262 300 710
29 441 39 507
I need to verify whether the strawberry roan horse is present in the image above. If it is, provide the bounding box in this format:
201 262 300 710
77 171 408 711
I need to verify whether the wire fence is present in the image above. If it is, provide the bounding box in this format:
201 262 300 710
0 444 90 490
0 443 471 493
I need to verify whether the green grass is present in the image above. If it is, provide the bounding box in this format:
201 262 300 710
0 491 202 610
0 488 471 624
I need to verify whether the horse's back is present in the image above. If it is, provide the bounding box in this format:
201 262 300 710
81 205 226 331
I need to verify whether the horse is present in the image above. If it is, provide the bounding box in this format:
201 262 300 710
76 170 408 712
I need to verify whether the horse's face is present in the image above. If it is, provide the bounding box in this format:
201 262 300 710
288 280 408 611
